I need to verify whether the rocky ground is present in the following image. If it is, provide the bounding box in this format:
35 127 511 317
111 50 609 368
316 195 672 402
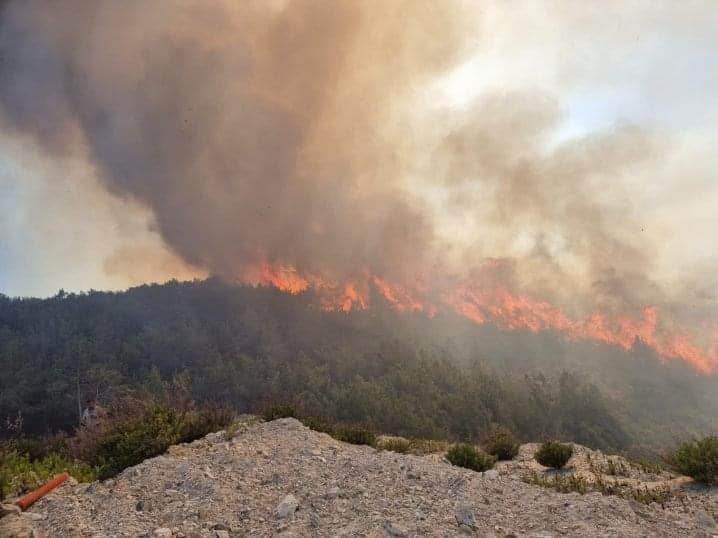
1 417 717 537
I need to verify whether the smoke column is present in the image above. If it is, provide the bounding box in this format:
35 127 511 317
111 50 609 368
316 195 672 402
0 1 716 372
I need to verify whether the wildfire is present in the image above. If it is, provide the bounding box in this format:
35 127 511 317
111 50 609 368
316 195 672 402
239 261 718 374
444 286 716 374
372 276 433 315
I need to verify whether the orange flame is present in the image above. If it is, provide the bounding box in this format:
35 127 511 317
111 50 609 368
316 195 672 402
238 261 717 374
372 276 434 315
445 285 716 374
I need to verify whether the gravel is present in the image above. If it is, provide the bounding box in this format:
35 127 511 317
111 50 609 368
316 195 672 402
1 417 717 537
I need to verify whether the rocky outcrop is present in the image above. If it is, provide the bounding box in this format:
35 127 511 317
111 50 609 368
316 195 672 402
1 417 717 537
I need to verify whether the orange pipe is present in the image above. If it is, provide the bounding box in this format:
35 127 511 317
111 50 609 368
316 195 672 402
15 472 69 511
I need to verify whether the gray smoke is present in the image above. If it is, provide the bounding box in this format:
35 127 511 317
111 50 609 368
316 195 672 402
0 0 471 286
0 0 716 359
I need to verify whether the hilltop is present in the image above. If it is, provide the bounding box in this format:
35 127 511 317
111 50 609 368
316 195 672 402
2 417 717 537
2 279 717 453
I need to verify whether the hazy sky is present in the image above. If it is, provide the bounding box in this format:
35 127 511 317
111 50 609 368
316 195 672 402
1 0 717 306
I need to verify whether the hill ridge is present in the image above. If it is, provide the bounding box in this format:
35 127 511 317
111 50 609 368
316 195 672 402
2 417 717 537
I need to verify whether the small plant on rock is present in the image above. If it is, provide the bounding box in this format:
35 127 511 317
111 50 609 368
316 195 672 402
446 443 496 472
483 427 520 461
301 416 336 435
335 426 377 447
261 403 298 422
535 441 573 469
672 436 718 484
378 437 411 454
0 449 95 500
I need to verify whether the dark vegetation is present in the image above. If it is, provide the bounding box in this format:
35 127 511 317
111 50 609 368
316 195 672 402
0 279 717 459
483 426 520 461
446 443 495 472
259 403 376 446
261 404 298 422
333 425 377 447
672 437 718 484
534 441 574 469
80 400 233 480
0 377 232 500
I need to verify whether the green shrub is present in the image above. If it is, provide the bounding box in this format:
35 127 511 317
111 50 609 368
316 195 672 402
81 403 232 480
262 404 298 422
177 405 234 444
535 441 573 469
301 416 335 435
484 427 520 461
378 437 411 454
446 443 495 472
0 450 95 500
10 435 71 462
673 437 718 484
88 406 180 479
0 467 7 501
334 426 376 447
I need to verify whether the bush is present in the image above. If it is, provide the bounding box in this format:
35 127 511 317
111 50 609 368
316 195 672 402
535 441 573 469
0 450 95 500
406 438 450 455
87 405 180 479
334 426 376 447
446 443 495 472
0 466 7 501
378 437 411 454
177 405 234 444
262 404 298 422
10 435 71 462
484 427 520 461
79 402 233 480
673 437 718 484
301 416 335 435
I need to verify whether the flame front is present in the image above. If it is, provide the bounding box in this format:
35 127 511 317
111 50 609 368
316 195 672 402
238 261 717 374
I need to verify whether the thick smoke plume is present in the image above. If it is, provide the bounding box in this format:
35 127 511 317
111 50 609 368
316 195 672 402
0 1 716 372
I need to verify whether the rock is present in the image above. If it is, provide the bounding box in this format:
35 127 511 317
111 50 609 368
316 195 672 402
4 418 713 537
275 494 299 519
383 520 408 537
274 417 302 429
204 432 224 444
455 503 476 529
1 503 21 518
21 512 44 521
237 506 251 521
696 510 716 528
326 486 342 499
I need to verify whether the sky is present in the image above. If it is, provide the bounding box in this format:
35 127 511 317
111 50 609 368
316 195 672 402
2 2 717 299
0 0 716 356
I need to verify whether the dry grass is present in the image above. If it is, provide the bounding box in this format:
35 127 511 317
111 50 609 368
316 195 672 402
523 470 672 505
406 438 451 455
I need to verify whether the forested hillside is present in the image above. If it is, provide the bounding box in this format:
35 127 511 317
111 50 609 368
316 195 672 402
1 279 716 454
